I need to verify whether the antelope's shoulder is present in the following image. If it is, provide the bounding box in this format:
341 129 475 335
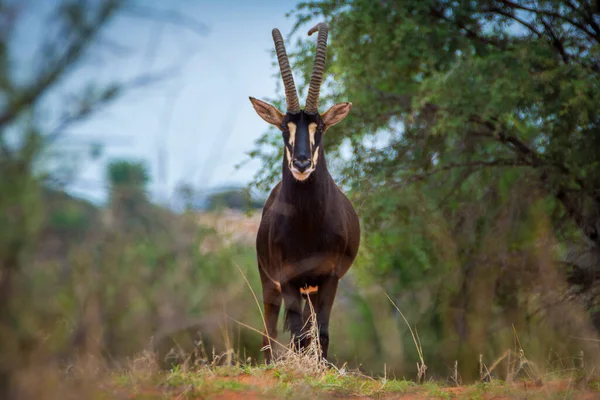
261 181 282 215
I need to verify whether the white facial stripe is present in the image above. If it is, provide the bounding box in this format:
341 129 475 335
286 123 319 181
287 122 296 146
308 122 317 148
286 147 293 167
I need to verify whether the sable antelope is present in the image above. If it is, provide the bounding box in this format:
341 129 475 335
249 23 360 363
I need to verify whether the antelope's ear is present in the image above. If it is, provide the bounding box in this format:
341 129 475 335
249 97 284 127
322 102 352 130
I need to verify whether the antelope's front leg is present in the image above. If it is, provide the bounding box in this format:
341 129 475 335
316 275 339 361
282 285 305 352
259 267 281 364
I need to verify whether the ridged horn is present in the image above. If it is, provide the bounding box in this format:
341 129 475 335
272 28 300 113
304 23 329 114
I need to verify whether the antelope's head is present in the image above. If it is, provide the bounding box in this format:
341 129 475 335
250 23 352 182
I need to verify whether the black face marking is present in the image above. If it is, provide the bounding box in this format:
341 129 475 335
281 111 324 181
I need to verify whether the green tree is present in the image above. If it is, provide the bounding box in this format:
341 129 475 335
107 159 155 233
0 1 130 396
249 0 600 377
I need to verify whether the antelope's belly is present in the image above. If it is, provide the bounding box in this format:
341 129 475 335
281 252 338 286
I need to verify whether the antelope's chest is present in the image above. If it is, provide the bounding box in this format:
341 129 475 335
274 215 346 264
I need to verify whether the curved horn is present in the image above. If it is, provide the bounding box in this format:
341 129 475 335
272 28 300 113
304 22 329 114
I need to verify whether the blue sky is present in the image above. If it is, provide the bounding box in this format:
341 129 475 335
15 0 303 204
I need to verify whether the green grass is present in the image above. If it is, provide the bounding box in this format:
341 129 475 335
104 364 600 399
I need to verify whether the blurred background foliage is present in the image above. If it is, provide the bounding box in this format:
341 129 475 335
2 0 600 398
0 1 262 398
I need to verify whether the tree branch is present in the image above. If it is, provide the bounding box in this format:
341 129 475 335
429 6 505 50
391 159 530 188
540 18 570 63
470 115 586 184
0 1 122 129
467 116 599 244
44 68 177 147
497 0 600 43
565 0 600 41
482 6 543 38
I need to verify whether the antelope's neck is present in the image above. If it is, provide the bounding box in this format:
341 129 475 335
280 152 332 218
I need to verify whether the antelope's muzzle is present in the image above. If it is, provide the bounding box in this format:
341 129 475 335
293 156 311 172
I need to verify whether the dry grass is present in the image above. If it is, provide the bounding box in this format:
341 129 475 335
385 293 428 383
232 263 329 377
269 296 329 376
28 296 598 400
12 262 596 400
98 355 600 400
